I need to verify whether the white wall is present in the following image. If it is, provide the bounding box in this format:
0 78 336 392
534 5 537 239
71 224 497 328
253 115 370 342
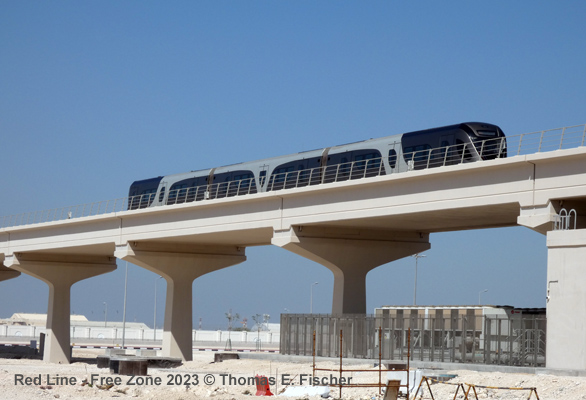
0 325 279 344
546 229 586 370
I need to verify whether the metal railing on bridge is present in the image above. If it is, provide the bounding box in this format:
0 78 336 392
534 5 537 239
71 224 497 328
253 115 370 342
2 123 585 229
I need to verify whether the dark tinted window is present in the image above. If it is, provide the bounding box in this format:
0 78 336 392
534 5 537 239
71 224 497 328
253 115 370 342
456 139 473 160
268 158 321 190
388 149 397 169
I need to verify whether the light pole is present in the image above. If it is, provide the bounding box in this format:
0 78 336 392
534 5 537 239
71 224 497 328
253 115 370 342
122 261 129 349
310 282 319 313
479 289 488 305
153 276 163 341
412 254 426 306
103 302 108 327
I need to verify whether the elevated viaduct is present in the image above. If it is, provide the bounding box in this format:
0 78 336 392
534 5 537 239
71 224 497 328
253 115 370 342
2 138 586 370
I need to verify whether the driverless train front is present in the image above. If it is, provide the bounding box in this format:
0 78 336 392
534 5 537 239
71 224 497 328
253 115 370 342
464 122 507 160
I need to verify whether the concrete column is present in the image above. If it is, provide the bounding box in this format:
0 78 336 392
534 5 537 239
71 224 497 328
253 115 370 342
3 253 116 364
0 255 20 282
115 241 246 361
272 227 430 314
546 229 586 370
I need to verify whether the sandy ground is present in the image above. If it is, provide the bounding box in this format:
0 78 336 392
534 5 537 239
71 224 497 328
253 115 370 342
1 349 586 399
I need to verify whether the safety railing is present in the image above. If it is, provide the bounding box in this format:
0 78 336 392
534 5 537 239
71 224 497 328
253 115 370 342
554 208 577 230
2 123 585 229
1 198 130 228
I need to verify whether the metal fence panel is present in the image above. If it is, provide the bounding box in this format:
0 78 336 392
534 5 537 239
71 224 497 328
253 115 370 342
280 314 546 367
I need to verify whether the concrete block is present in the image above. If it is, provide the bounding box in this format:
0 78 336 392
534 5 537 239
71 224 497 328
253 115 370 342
281 386 329 397
119 359 148 376
214 353 239 362
110 357 148 376
96 356 110 368
0 345 38 357
135 349 157 357
386 369 423 395
105 348 128 357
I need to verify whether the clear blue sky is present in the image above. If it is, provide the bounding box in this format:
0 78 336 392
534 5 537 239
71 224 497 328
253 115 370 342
1 1 584 329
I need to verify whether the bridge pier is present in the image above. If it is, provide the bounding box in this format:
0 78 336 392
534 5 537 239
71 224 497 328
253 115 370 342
546 229 586 370
272 227 430 314
115 242 246 361
3 253 116 364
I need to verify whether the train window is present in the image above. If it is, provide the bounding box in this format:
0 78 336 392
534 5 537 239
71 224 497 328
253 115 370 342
455 139 473 161
328 156 350 182
234 173 252 181
356 152 380 166
355 153 372 167
353 152 382 178
233 173 254 192
388 149 397 169
168 184 187 203
404 145 431 163
273 165 295 183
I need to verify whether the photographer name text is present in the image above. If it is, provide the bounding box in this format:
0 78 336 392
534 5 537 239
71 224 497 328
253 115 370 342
15 373 352 387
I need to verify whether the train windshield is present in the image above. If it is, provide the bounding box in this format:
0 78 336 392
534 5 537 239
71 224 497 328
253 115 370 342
476 130 498 137
469 131 506 160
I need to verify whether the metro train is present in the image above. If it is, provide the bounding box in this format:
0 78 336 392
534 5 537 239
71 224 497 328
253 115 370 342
128 122 507 209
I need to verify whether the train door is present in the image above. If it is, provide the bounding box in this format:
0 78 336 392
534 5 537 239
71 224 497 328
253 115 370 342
157 181 167 206
387 141 400 172
206 169 216 199
257 164 269 192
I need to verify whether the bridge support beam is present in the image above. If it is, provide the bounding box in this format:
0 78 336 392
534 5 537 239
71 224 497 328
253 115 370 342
272 227 430 314
0 256 20 282
115 242 246 361
518 203 558 235
546 229 586 370
3 253 116 364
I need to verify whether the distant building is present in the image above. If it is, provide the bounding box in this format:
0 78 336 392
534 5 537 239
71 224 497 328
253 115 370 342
375 305 546 320
373 305 546 365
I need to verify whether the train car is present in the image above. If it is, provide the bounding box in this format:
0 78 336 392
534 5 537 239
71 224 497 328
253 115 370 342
128 122 506 209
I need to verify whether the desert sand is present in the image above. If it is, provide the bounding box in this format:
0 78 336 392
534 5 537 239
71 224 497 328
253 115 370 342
1 349 585 399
